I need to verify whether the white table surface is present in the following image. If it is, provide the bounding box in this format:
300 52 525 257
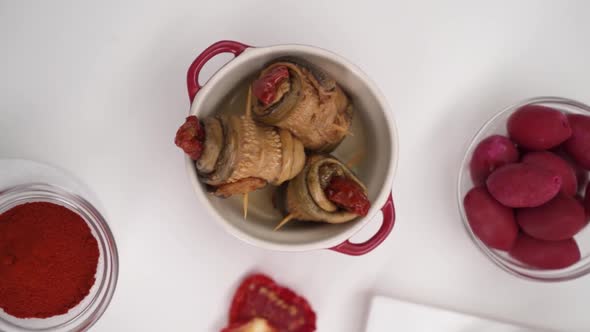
1 1 589 331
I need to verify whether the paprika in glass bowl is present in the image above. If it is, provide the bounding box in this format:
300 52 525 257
0 183 119 332
457 96 590 282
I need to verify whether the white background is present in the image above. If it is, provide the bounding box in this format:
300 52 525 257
1 1 589 331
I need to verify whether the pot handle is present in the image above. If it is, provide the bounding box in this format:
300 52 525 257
186 40 250 102
330 193 395 256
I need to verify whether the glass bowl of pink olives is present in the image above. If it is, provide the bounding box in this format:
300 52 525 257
458 96 590 281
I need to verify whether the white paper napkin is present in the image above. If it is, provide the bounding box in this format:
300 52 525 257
366 296 540 332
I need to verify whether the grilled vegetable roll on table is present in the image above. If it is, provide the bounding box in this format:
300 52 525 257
250 58 353 152
175 114 306 197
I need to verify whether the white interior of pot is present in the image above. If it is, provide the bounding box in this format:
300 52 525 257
189 45 395 248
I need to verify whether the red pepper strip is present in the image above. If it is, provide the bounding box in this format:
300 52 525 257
174 115 205 160
252 66 290 106
325 176 371 216
228 274 316 332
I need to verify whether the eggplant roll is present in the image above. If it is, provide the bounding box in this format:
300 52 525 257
199 115 306 196
251 58 352 152
285 155 368 223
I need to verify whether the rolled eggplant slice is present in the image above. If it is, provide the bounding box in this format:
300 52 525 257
251 59 352 152
200 115 306 196
196 117 224 174
285 155 368 224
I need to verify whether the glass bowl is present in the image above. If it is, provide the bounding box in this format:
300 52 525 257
0 183 119 331
457 96 590 282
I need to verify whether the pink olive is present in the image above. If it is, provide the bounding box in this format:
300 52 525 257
517 194 586 241
464 187 518 251
579 170 589 191
522 151 577 196
469 135 519 185
552 147 588 190
564 114 590 170
507 105 572 150
486 163 561 208
510 234 581 269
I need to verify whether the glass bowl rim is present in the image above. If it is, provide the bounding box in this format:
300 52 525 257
457 96 590 282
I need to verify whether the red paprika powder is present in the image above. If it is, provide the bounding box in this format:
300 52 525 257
0 202 99 318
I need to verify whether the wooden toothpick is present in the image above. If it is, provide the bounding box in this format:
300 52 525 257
243 193 249 220
274 213 294 231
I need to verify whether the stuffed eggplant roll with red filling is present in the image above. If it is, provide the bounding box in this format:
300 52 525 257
175 115 305 197
276 154 370 229
251 58 352 152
